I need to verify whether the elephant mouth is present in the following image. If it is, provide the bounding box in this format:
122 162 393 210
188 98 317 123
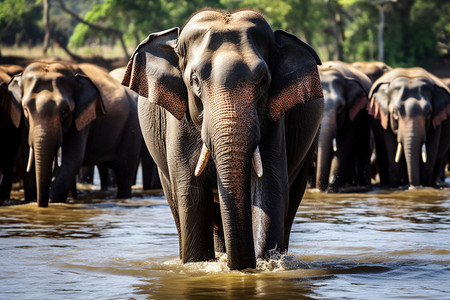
26 146 63 173
394 142 427 163
194 143 263 178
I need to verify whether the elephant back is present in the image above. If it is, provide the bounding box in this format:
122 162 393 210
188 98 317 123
320 60 372 95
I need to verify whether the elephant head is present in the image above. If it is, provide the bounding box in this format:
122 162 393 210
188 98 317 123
123 10 323 269
351 61 391 83
368 67 450 186
316 61 372 191
7 61 105 207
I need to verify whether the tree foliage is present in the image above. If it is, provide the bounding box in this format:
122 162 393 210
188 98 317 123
0 0 449 68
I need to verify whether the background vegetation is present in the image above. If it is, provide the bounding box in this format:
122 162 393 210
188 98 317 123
1 0 449 69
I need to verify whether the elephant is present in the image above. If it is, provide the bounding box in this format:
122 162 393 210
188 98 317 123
0 67 22 200
7 60 142 207
110 67 161 190
122 9 324 270
315 61 372 192
368 67 450 187
351 61 391 83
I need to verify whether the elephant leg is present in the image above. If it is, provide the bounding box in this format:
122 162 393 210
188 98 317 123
0 161 14 200
213 195 226 253
98 165 116 191
50 129 90 202
354 117 371 187
141 146 161 190
329 131 353 192
114 127 141 198
174 176 215 262
253 118 289 259
371 119 390 186
77 166 95 184
114 164 135 198
284 158 309 251
421 127 441 186
381 129 405 187
158 170 182 258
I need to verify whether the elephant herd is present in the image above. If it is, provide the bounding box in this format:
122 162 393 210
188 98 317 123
1 9 450 270
0 61 161 207
314 60 450 192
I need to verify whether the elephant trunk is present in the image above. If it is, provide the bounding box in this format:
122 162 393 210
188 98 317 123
400 119 425 187
316 113 336 191
209 105 259 270
32 124 61 207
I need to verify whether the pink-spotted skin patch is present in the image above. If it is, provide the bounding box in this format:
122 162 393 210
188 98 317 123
122 28 187 120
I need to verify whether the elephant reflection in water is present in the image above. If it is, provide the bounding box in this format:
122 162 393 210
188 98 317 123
7 61 142 207
368 68 450 187
315 61 373 192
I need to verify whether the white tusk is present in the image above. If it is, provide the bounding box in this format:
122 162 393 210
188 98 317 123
395 142 402 163
26 147 34 173
332 137 337 152
194 144 210 177
57 146 62 167
421 144 427 163
252 146 263 178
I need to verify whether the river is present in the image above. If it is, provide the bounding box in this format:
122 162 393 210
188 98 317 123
1 185 449 299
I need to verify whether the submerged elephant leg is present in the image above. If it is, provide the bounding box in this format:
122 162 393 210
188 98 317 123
177 180 215 263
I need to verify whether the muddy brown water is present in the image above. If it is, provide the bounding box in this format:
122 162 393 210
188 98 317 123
1 184 449 299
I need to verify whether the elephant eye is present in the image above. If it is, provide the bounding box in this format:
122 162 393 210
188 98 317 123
190 73 202 97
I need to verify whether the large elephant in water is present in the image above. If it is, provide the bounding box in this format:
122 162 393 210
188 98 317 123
122 10 324 270
315 61 372 192
7 60 142 207
368 67 450 187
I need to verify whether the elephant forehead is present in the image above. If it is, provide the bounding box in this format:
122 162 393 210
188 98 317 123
391 77 432 93
186 9 268 29
180 10 273 53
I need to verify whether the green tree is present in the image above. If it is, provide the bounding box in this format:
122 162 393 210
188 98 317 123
0 0 42 47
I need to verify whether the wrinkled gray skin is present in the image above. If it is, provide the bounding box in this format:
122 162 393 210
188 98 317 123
110 67 161 190
368 67 450 187
123 10 324 270
316 61 372 192
8 61 142 207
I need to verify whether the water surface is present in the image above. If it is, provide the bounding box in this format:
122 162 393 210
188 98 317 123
1 187 449 299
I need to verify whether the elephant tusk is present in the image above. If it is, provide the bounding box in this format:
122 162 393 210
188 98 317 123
421 144 427 163
252 146 263 178
194 144 210 177
57 146 62 167
332 137 337 152
26 147 34 173
395 142 402 163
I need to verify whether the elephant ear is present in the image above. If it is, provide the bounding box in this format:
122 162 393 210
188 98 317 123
368 82 390 129
269 30 323 121
431 83 450 128
122 28 187 120
6 75 24 128
344 68 372 121
74 74 106 131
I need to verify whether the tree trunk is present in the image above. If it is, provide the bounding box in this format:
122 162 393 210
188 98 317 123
42 0 51 55
378 3 385 62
